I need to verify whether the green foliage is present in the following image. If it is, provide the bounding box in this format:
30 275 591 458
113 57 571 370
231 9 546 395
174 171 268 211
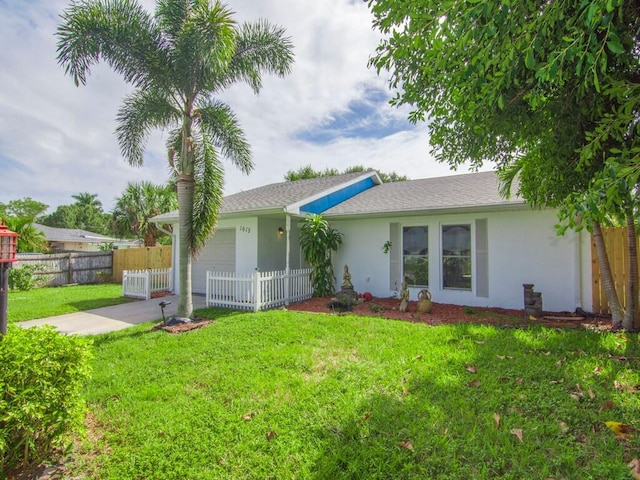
112 181 177 246
8 264 47 291
0 326 92 472
39 192 111 236
3 217 48 253
0 197 48 220
56 0 294 318
8 284 132 323
285 164 408 182
62 310 640 479
299 214 343 297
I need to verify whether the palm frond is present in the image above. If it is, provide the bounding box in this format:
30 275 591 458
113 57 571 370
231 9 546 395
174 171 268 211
190 137 224 252
225 19 294 93
116 87 180 166
497 161 522 199
197 100 253 174
56 0 167 88
171 1 236 93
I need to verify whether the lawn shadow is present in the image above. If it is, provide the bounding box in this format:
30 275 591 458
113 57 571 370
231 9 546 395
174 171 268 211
309 324 630 479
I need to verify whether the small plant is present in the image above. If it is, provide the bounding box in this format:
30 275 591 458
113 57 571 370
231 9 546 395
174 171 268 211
382 240 393 254
8 264 47 291
463 305 475 314
369 302 386 313
300 214 343 297
95 271 113 284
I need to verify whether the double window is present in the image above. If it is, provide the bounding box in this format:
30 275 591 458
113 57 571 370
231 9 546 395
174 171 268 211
402 226 428 286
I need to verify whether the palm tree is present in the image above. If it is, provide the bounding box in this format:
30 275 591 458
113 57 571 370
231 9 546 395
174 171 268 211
4 217 49 253
72 192 103 212
57 0 294 318
113 181 178 246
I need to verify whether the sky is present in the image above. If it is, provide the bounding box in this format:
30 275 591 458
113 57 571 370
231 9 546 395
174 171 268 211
0 0 487 214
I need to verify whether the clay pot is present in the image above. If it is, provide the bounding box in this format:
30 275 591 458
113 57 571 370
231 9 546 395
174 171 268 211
417 289 433 314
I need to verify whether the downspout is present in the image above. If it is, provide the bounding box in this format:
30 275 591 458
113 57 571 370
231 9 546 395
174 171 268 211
157 223 178 295
574 229 583 310
285 214 291 305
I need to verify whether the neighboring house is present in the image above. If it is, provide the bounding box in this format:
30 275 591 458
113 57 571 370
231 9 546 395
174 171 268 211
34 224 141 252
151 171 593 312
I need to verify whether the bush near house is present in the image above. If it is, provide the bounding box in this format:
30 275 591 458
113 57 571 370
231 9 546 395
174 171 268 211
0 326 92 473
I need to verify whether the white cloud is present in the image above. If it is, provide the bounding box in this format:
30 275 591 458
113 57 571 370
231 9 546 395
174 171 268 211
0 0 482 214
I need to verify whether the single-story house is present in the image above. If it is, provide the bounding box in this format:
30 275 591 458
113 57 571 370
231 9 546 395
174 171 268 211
34 224 141 252
151 170 593 312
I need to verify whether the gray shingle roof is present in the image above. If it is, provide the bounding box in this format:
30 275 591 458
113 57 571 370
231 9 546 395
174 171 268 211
220 171 369 213
34 224 117 243
322 171 524 217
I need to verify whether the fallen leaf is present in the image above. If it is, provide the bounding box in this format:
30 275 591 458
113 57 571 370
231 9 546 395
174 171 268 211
466 364 478 374
474 340 485 344
605 421 635 440
588 388 596 400
628 459 640 480
402 386 409 396
399 440 414 452
593 365 603 375
528 315 537 321
362 412 371 421
493 412 501 429
266 431 277 440
496 355 506 360
242 412 256 421
467 379 481 387
600 400 616 411
516 377 524 385
511 428 524 443
415 355 423 360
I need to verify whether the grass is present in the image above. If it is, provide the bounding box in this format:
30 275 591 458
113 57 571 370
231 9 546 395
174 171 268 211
63 309 640 479
8 284 134 323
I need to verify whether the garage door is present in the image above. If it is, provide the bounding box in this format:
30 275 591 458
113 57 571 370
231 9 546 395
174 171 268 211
192 229 236 295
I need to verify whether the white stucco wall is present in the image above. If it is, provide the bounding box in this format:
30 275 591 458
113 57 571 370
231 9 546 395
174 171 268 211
331 208 593 312
217 217 258 274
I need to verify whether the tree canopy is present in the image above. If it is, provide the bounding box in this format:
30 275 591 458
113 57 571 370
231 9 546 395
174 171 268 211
284 164 408 183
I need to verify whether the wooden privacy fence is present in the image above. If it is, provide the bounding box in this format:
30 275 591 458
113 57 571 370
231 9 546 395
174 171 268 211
206 268 313 312
112 245 172 282
122 268 173 300
591 227 639 315
15 252 112 287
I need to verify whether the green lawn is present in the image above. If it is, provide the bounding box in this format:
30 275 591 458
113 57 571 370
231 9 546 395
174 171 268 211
8 284 134 323
65 309 639 479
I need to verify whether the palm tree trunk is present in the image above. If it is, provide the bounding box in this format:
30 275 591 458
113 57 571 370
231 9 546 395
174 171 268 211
593 221 624 329
176 173 194 319
623 210 639 331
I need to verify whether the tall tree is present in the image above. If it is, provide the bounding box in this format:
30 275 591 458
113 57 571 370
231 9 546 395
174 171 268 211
368 0 640 331
0 197 48 220
112 181 178 246
57 0 294 318
72 192 103 212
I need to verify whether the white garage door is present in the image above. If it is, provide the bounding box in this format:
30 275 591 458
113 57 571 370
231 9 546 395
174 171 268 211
192 229 236 295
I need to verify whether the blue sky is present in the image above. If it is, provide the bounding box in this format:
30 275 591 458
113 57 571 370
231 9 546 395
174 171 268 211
0 0 482 213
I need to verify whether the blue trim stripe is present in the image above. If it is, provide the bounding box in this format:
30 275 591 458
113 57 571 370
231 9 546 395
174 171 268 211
300 177 376 214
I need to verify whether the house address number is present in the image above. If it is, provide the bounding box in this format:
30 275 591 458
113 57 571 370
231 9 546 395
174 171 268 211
240 226 251 233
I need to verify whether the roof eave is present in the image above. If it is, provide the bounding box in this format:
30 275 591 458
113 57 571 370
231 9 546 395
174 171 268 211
323 202 532 220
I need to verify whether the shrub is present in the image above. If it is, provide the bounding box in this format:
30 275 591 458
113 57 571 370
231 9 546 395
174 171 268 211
8 264 47 291
0 326 92 472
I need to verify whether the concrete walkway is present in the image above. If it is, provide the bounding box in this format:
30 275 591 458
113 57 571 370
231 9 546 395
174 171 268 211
18 295 207 335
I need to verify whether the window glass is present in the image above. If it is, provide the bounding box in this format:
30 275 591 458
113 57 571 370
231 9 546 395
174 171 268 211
442 224 471 290
403 226 428 286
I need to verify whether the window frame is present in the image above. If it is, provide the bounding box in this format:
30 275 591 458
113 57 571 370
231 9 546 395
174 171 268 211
402 225 429 287
441 223 473 291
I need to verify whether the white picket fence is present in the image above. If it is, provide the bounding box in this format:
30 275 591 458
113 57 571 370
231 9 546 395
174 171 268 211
122 268 173 300
206 268 313 311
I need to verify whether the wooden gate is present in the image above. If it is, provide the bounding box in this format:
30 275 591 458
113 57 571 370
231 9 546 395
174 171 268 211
112 246 172 282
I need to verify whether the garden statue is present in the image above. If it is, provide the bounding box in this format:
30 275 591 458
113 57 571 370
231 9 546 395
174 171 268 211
399 281 409 312
417 289 433 314
341 265 353 290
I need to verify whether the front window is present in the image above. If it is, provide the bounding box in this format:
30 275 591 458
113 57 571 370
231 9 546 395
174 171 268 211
442 224 471 290
403 226 428 286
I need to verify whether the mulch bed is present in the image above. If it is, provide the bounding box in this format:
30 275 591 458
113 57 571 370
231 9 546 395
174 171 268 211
285 296 612 330
152 317 214 334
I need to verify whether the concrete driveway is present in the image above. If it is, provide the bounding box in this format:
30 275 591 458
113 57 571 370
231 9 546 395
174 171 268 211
18 295 207 335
